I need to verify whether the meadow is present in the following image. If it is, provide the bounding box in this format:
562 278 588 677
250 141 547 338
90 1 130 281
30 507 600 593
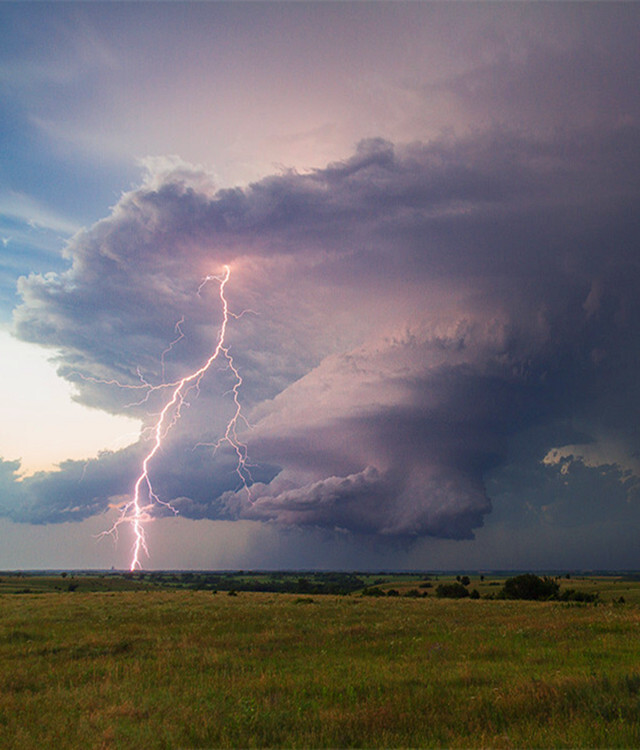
1 574 640 748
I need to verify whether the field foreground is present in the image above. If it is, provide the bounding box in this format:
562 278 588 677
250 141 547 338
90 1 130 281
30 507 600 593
1 588 640 748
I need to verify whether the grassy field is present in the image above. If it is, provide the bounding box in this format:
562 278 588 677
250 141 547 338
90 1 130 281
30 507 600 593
1 577 640 748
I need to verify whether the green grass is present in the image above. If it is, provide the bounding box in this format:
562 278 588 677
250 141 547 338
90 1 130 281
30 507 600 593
1 587 640 748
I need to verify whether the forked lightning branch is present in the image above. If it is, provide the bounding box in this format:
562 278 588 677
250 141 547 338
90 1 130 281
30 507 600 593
96 265 251 570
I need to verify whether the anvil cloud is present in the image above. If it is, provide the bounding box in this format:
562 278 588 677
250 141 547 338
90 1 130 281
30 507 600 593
8 124 640 543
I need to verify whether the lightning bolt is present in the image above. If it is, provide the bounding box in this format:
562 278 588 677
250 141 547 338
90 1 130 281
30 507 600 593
101 265 251 570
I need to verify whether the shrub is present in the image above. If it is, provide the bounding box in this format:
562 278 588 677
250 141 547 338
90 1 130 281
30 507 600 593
501 574 559 601
361 587 385 597
404 589 421 598
559 588 598 603
435 582 470 599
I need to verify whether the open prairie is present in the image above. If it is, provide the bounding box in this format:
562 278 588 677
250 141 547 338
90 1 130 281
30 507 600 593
1 576 640 748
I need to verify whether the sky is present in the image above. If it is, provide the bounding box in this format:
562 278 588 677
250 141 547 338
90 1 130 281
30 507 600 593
1 1 640 571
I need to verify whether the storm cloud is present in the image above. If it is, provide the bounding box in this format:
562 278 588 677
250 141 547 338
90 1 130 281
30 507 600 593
3 105 639 545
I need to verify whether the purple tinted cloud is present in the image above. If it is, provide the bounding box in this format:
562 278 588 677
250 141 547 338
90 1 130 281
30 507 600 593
7 119 640 540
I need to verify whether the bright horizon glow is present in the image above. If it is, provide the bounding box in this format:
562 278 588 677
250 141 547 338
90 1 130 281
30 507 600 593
0 330 140 476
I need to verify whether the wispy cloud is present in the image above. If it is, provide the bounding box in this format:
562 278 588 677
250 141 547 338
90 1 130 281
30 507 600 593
0 190 80 237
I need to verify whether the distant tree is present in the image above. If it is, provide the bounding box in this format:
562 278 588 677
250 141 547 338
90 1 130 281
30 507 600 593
501 574 559 601
460 575 471 587
436 582 470 599
470 589 480 599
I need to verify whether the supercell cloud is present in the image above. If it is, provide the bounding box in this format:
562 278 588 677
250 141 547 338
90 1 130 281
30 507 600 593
7 120 640 543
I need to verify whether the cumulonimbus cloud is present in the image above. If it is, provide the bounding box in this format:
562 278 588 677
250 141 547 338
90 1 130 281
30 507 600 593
7 125 640 539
